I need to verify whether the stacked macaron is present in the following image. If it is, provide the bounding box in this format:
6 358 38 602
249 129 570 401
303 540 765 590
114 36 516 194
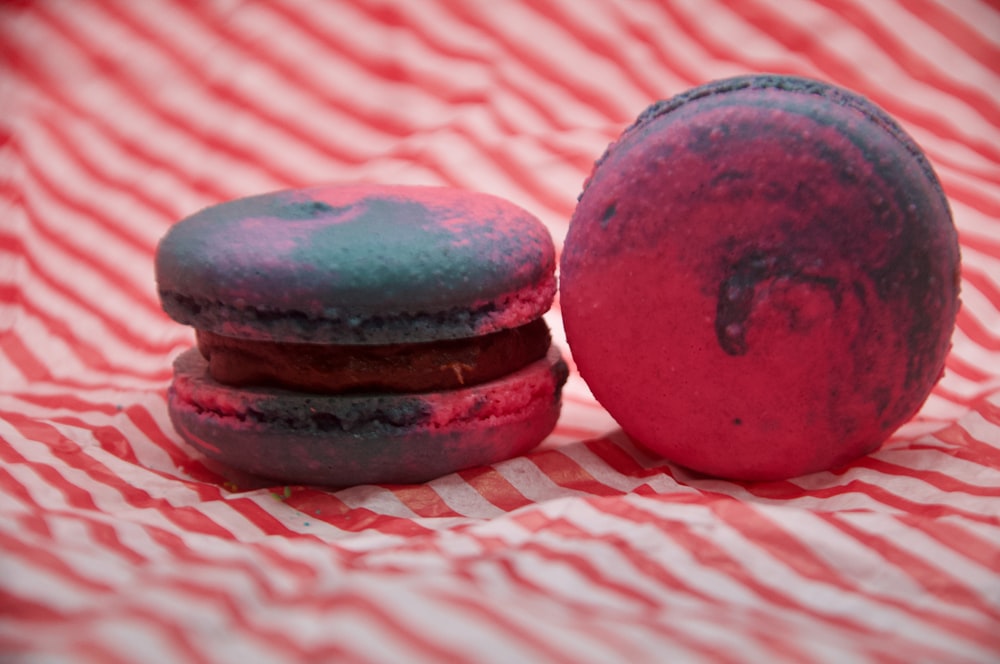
156 183 567 486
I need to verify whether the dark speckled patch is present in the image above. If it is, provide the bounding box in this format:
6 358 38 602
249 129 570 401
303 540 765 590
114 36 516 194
248 393 433 434
715 251 841 356
278 200 342 219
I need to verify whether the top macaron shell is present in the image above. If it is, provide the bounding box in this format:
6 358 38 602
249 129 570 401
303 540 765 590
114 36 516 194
560 75 960 479
156 184 556 344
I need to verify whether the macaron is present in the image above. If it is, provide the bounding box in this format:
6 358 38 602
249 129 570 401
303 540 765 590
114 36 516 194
156 183 568 486
560 74 961 481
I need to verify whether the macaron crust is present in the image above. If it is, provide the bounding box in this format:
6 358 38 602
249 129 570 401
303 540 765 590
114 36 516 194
157 183 567 486
560 75 960 481
157 184 557 344
168 346 566 486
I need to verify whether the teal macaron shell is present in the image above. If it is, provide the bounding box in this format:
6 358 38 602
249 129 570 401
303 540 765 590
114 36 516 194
156 183 557 344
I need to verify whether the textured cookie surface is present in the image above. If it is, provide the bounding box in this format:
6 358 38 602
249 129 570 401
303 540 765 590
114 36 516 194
560 75 961 480
168 347 568 486
156 184 556 344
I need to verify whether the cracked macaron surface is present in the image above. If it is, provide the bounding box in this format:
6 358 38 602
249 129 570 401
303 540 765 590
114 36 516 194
560 75 960 481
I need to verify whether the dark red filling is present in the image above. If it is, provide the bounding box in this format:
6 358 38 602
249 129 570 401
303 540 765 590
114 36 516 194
197 318 551 394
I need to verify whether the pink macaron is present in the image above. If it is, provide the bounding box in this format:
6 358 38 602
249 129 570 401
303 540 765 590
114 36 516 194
560 75 960 481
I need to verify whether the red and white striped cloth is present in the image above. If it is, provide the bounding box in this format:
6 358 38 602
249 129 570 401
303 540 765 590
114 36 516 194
2 1 999 662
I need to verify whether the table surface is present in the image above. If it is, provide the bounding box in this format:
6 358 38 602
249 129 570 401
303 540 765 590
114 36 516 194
1 1 999 662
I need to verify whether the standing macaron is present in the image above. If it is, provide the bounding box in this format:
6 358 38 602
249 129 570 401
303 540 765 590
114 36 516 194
560 74 960 481
156 183 567 486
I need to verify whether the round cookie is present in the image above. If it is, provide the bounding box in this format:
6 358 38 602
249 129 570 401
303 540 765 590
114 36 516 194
560 75 961 481
157 183 557 344
156 183 567 486
168 347 567 486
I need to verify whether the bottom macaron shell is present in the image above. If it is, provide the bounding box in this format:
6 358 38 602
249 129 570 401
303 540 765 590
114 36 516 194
167 347 568 486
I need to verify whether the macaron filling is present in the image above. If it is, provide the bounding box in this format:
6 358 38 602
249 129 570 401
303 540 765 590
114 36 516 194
196 318 552 394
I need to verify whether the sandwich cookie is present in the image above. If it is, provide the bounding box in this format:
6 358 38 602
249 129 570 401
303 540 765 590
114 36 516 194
156 183 567 486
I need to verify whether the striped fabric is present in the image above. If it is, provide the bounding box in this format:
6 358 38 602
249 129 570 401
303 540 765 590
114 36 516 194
2 1 998 662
